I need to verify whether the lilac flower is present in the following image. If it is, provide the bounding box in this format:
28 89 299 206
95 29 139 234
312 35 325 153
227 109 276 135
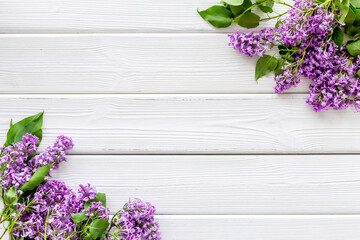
29 135 74 171
77 183 97 203
112 198 161 240
85 201 110 220
274 61 301 93
12 180 79 240
300 38 360 111
227 0 360 112
229 28 278 57
12 181 101 240
0 134 73 192
0 134 39 190
278 0 337 46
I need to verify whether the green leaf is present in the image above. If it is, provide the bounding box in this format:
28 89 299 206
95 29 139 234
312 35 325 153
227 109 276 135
346 25 360 37
71 212 88 226
85 193 107 210
356 69 360 78
229 0 252 16
345 5 356 25
334 0 350 22
234 12 260 28
222 0 244 6
20 163 54 192
274 58 286 76
5 186 18 206
351 5 360 26
257 0 274 13
255 55 278 81
85 219 110 240
347 39 360 56
198 6 233 28
350 0 360 8
344 7 360 37
332 27 345 47
5 112 44 147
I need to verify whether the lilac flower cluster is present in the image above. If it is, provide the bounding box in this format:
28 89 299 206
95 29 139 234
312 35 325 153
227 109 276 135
12 181 108 240
228 0 360 112
1 124 161 239
0 134 38 190
278 0 335 46
0 134 73 191
29 135 74 171
85 201 110 220
229 28 278 57
302 39 360 111
111 198 161 240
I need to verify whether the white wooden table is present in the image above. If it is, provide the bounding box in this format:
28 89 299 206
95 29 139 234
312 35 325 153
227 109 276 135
1 0 360 239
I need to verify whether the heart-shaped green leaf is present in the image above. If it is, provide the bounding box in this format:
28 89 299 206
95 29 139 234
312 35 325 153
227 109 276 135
198 6 233 28
334 0 350 22
274 58 286 76
332 27 345 47
229 0 252 16
20 163 54 191
350 0 360 8
5 112 44 147
356 69 360 78
257 0 274 13
234 12 260 28
347 39 360 56
5 186 18 206
223 0 244 6
85 219 110 240
71 212 88 226
255 55 279 81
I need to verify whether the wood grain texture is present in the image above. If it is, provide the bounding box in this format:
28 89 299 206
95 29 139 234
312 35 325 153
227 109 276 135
2 215 360 240
0 94 359 154
0 34 308 94
51 155 360 215
158 215 360 240
0 0 288 33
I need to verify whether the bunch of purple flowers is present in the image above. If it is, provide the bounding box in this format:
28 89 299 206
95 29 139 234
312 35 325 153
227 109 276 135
0 112 161 240
200 0 360 112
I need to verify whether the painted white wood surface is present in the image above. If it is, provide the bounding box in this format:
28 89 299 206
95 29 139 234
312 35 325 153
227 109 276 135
0 34 308 94
3 215 360 240
52 155 360 215
0 0 288 33
0 94 358 154
2 0 360 238
157 215 360 240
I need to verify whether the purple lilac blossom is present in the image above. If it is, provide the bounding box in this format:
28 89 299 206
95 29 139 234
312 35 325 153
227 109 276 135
85 201 110 220
29 135 74 171
0 134 39 191
0 134 73 191
228 0 360 112
12 181 78 240
278 0 336 46
112 198 161 240
12 181 99 240
274 61 301 93
229 28 278 57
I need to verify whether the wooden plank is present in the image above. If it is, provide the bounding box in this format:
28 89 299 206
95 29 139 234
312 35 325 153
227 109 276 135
0 94 359 154
51 155 360 214
157 215 360 240
0 34 307 94
2 215 360 239
0 0 288 33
